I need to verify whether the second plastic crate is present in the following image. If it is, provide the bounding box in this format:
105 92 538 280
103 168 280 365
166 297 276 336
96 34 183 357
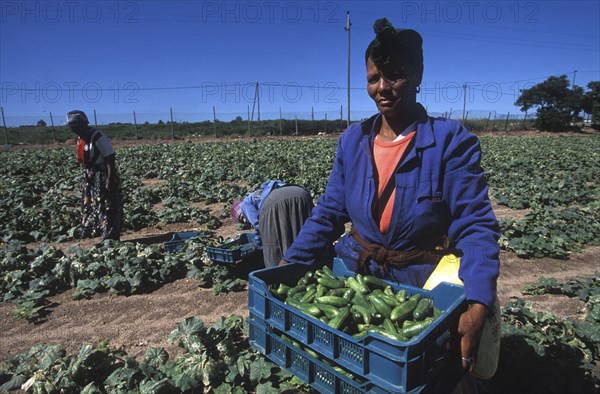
164 231 202 252
206 232 258 264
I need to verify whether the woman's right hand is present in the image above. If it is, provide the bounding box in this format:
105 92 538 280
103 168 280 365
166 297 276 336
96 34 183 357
278 260 288 266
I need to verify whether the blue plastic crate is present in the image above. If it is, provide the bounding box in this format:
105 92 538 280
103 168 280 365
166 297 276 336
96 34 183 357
206 232 258 264
249 318 393 394
164 231 202 252
247 257 467 393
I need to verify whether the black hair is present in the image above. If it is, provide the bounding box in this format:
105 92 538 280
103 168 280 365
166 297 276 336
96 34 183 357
365 19 424 83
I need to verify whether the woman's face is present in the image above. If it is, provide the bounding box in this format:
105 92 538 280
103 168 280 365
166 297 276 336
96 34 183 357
366 57 417 117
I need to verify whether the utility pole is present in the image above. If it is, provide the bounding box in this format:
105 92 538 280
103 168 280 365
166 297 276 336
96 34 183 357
461 83 467 123
1 107 8 145
256 82 260 121
250 83 258 123
133 110 138 139
572 70 577 89
345 11 351 127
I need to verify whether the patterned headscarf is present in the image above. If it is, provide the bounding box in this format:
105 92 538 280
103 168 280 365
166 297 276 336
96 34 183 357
230 199 244 223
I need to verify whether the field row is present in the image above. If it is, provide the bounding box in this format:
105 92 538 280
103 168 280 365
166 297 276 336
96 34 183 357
1 135 599 258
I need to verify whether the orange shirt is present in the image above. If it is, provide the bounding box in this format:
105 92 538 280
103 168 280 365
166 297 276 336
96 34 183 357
76 137 85 166
372 131 415 234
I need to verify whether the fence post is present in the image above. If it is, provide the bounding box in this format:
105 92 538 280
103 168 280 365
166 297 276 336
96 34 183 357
49 112 56 142
133 110 139 139
279 107 282 136
93 109 98 128
1 107 8 145
247 105 251 136
522 111 528 130
324 113 327 134
311 107 315 134
485 112 492 131
448 107 452 119
504 112 510 131
340 105 343 131
170 107 174 139
295 116 298 135
213 106 217 138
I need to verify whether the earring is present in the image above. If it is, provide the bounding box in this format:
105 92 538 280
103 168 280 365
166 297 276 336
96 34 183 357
416 86 421 93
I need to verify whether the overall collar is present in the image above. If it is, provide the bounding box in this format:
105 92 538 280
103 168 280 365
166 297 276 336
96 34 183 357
360 103 435 151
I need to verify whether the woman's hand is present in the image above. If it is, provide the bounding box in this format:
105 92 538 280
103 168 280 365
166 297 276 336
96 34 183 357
278 260 288 266
457 302 488 373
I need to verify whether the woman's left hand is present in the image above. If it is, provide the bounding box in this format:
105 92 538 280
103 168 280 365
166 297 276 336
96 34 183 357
457 302 488 373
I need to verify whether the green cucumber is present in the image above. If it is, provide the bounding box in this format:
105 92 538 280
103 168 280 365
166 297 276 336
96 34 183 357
286 297 322 318
379 293 401 307
276 283 290 295
287 284 306 298
383 318 398 335
413 298 433 321
355 274 369 293
342 288 356 301
316 295 348 307
364 275 390 290
353 331 368 339
299 288 317 303
317 276 346 289
327 288 347 297
390 298 419 322
314 303 340 320
328 306 351 330
351 304 372 325
316 284 327 298
333 366 354 379
322 265 337 279
303 270 316 284
346 277 366 294
367 326 406 342
396 289 407 302
368 294 392 318
402 319 418 329
304 347 320 359
401 317 435 339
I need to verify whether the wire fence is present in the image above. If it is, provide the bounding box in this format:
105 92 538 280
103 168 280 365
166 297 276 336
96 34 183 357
0 106 560 146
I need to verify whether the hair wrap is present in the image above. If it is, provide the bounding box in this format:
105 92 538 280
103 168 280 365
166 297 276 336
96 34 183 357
366 18 424 83
67 110 89 126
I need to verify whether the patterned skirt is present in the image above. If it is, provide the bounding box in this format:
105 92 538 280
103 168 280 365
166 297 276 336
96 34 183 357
80 167 123 240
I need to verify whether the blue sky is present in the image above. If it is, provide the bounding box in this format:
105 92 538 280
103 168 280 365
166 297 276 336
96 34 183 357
1 0 599 126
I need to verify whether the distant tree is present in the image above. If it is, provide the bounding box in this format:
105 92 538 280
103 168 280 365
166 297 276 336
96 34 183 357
158 120 164 124
36 119 47 127
581 81 600 129
515 75 584 131
234 116 243 122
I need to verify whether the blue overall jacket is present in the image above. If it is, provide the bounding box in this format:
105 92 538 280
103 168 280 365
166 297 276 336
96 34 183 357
283 106 500 309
